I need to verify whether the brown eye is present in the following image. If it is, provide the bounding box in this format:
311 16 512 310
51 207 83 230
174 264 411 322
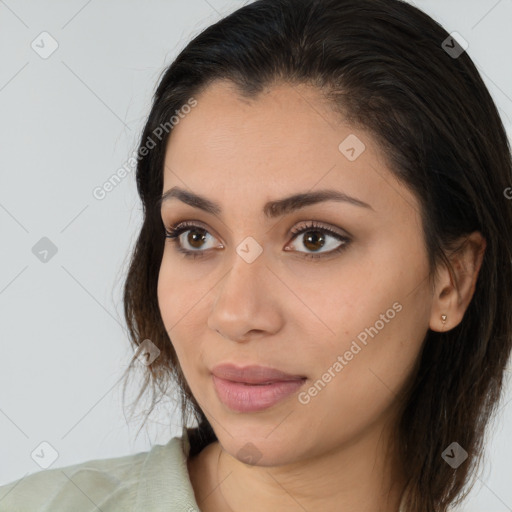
165 221 223 259
286 222 351 259
185 228 208 249
302 230 327 252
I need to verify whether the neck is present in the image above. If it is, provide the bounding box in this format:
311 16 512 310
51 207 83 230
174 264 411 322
188 419 407 512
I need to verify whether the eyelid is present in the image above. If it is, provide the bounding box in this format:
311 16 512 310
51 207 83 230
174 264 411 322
283 220 351 257
164 218 350 240
288 219 351 239
164 218 352 259
166 219 223 241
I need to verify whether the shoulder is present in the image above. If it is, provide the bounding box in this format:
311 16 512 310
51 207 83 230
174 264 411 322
0 448 149 512
0 436 197 512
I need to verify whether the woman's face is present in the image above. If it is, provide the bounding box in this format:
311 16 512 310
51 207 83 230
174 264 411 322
157 80 434 466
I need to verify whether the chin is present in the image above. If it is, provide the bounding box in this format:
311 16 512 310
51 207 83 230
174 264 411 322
218 430 306 467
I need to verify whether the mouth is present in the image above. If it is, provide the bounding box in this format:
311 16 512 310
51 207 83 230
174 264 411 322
211 363 306 383
238 381 289 386
211 363 307 412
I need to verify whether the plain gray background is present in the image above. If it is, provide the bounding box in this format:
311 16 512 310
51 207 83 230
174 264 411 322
1 1 511 510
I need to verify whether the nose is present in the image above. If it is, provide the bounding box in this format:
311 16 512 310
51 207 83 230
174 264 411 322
207 249 283 343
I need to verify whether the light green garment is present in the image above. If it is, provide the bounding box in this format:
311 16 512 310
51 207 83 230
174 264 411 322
0 428 200 512
0 428 431 512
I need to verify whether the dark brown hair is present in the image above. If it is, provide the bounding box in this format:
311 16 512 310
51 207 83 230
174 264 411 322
121 1 512 510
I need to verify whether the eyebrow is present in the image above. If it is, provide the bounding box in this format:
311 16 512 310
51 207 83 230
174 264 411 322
158 186 373 218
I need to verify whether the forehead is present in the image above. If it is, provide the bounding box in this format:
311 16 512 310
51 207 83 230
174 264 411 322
162 80 419 220
166 80 346 160
166 81 354 177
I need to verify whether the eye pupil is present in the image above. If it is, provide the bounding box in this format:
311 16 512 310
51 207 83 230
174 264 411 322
304 230 325 252
188 229 207 248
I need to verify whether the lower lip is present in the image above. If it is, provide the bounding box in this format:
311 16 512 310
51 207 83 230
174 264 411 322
212 375 306 413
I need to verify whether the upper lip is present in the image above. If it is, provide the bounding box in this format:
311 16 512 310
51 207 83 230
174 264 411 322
211 364 306 384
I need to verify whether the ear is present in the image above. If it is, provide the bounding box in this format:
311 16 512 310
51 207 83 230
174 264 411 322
429 231 486 332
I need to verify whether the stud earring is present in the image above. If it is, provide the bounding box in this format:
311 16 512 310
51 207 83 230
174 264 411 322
441 314 447 324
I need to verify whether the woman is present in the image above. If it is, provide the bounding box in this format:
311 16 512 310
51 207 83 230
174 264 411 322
1 1 511 511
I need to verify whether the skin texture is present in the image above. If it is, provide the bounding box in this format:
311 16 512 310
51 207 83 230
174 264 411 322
157 80 486 512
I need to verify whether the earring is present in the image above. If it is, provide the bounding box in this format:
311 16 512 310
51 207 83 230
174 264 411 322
441 314 447 324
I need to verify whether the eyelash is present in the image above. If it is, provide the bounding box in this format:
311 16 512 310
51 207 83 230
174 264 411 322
164 220 351 260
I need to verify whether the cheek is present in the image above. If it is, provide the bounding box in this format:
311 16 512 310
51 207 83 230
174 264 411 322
157 258 193 360
157 259 176 327
157 254 204 328
293 240 431 426
296 304 428 447
157 255 213 376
